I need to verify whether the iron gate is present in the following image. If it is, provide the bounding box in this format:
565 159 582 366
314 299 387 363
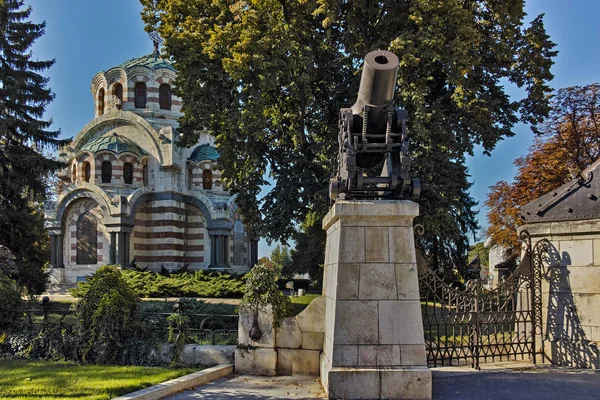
417 231 547 369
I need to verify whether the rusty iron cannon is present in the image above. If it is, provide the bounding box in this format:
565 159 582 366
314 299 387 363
329 50 420 202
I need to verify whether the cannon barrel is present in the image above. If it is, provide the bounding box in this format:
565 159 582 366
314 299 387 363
351 50 399 116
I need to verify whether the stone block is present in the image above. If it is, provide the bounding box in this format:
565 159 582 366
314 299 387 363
389 226 416 263
180 344 235 366
595 239 600 266
296 295 325 333
359 263 398 300
560 240 593 266
302 332 324 350
276 317 302 349
234 348 277 376
400 344 427 366
340 227 365 263
334 300 379 344
358 345 401 366
378 300 425 345
395 263 420 300
331 345 358 366
365 227 389 262
277 349 320 376
336 263 360 300
238 305 275 348
380 367 432 399
325 225 340 265
327 368 380 399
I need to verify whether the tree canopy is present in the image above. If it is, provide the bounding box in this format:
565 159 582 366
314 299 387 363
487 84 600 251
141 0 556 278
0 0 66 293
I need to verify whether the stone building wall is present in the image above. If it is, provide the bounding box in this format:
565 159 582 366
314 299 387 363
132 200 210 270
62 199 110 282
519 221 600 368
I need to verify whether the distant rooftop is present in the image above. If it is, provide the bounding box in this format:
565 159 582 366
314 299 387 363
189 144 220 163
117 51 176 72
80 132 146 158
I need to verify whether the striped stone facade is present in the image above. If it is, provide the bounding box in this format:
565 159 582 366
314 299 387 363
132 199 210 268
45 51 258 284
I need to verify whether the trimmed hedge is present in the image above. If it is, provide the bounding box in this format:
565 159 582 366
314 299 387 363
71 269 245 298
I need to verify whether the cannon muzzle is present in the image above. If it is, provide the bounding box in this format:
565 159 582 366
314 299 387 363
351 50 399 115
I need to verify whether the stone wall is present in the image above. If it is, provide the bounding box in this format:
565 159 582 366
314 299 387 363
235 297 325 376
519 220 600 368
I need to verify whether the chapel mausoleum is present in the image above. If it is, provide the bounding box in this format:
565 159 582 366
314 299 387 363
44 50 258 283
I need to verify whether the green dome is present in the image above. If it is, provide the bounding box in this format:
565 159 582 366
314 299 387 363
189 144 219 162
118 52 175 72
80 133 146 158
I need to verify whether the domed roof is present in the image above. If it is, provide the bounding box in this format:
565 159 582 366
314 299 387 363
118 51 176 72
189 144 219 162
80 133 146 158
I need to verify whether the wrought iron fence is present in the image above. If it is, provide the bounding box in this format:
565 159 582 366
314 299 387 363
417 231 545 369
5 298 239 346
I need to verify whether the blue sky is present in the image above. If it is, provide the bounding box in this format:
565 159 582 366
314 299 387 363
25 0 600 254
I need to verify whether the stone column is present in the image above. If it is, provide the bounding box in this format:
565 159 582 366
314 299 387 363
109 232 116 265
210 233 217 265
116 232 125 265
50 235 57 267
56 234 64 268
320 200 431 400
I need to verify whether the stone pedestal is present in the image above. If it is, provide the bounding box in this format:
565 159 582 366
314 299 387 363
320 200 431 399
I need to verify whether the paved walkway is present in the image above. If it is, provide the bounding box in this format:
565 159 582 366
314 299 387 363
165 375 326 399
164 365 600 400
433 367 600 400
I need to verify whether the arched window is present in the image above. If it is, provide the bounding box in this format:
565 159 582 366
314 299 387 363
202 169 213 190
123 162 133 184
83 161 91 182
76 212 97 265
159 84 172 110
113 83 123 109
98 88 105 115
71 164 77 183
134 82 147 108
142 164 148 186
233 220 244 265
101 161 112 183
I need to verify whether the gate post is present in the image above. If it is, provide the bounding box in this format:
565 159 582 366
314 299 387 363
320 200 431 400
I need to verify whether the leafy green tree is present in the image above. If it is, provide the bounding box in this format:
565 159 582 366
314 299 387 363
141 0 556 279
270 244 292 277
468 242 489 268
0 0 66 293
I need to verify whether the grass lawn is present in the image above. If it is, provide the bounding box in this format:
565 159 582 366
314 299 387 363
290 293 320 306
0 359 196 400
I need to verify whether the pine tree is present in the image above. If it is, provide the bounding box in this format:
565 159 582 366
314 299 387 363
0 0 66 293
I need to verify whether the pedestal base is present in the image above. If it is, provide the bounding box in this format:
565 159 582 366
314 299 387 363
324 365 431 400
320 200 431 399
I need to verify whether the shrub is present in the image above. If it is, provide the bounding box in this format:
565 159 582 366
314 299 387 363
240 263 292 341
0 273 22 329
71 268 245 299
75 265 140 364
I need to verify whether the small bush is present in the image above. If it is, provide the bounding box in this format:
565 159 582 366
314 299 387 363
75 265 140 364
0 273 22 329
240 263 293 330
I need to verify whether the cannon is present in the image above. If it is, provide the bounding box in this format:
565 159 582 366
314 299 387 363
329 50 420 201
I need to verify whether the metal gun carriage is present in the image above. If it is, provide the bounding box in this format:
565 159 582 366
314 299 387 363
329 50 420 202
